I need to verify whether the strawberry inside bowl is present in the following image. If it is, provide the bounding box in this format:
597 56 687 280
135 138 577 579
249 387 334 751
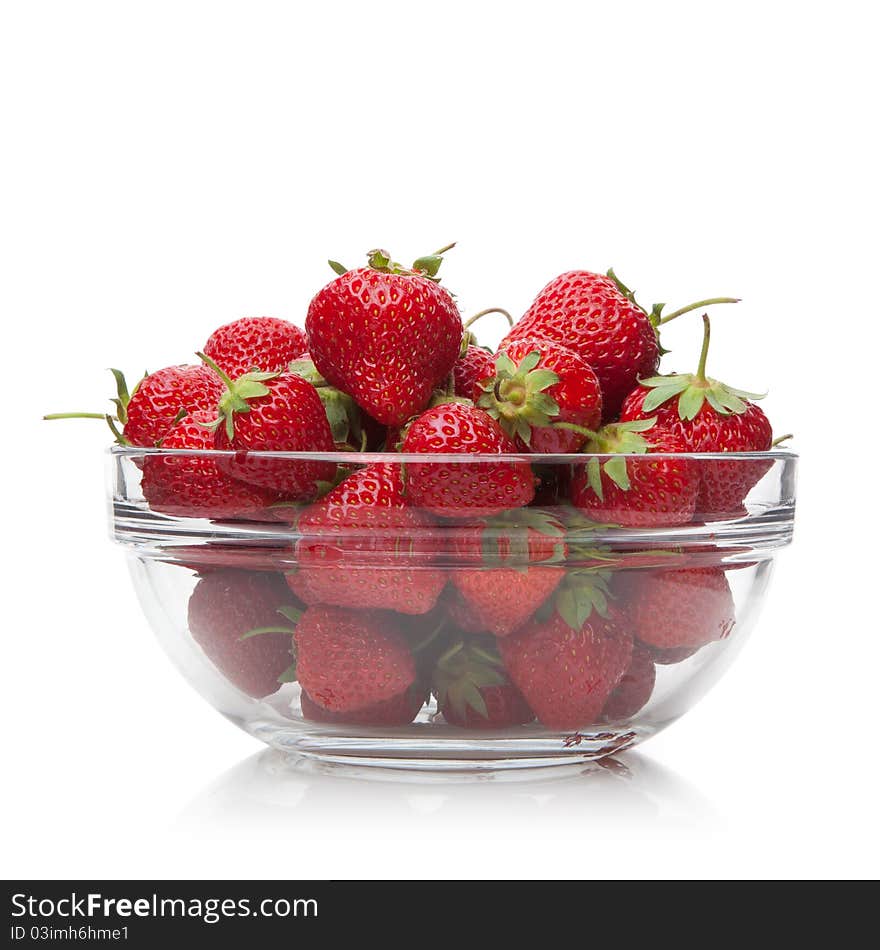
109 445 797 771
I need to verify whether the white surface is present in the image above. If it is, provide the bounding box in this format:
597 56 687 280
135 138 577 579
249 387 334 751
2 0 878 880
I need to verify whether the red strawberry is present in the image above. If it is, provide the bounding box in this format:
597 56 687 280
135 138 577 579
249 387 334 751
294 605 417 713
499 606 633 730
203 316 309 379
570 420 700 527
288 463 445 615
299 683 427 726
450 569 563 637
619 314 773 517
449 510 567 636
433 639 534 728
289 356 367 451
142 410 280 519
306 247 463 425
504 270 738 420
479 338 603 452
452 345 496 402
620 566 735 650
45 365 223 447
503 270 658 421
600 644 656 721
400 403 535 519
187 570 297 697
198 356 336 497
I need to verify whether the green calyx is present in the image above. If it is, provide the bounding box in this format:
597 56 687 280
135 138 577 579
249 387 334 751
606 267 740 355
554 567 615 631
553 418 658 501
477 350 561 445
239 605 302 684
42 367 145 445
427 388 473 409
637 314 766 421
197 352 278 441
330 243 456 283
432 639 508 721
289 357 363 448
477 508 567 570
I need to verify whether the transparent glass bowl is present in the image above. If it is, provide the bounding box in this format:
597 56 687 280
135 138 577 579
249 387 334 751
109 447 797 771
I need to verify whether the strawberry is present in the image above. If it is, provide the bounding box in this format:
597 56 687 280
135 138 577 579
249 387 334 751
197 355 336 497
478 338 602 452
400 403 535 518
569 419 700 527
452 345 496 402
433 638 534 728
619 314 773 517
44 365 223 447
503 270 657 421
141 410 281 519
600 644 656 721
187 570 298 697
299 683 428 726
288 356 366 451
448 509 567 636
499 606 633 730
620 566 735 650
202 316 309 379
294 605 417 713
503 270 738 420
288 463 445 614
306 246 463 425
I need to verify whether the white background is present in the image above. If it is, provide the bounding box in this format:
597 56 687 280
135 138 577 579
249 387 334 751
2 0 878 880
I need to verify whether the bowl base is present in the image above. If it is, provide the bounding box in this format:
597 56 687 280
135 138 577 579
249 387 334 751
244 719 653 772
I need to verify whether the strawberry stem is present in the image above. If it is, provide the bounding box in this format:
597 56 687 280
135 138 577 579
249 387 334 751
437 641 466 666
772 433 794 446
696 314 711 383
43 412 109 420
409 618 448 655
552 421 599 440
463 307 513 331
196 351 235 389
657 297 740 325
239 626 297 639
432 242 456 256
470 643 501 666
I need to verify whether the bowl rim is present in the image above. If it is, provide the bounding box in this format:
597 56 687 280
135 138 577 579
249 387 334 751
108 445 798 465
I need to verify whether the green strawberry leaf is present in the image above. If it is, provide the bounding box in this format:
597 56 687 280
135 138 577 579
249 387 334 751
412 254 443 277
587 456 604 501
677 385 706 421
278 660 298 684
277 605 303 625
603 455 630 491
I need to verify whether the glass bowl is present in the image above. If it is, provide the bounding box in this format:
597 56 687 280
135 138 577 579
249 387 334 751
109 446 797 771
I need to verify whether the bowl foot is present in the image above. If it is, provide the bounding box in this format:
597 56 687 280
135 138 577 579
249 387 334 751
245 719 653 772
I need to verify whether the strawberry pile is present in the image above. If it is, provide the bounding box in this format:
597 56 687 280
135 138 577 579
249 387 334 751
48 245 790 733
